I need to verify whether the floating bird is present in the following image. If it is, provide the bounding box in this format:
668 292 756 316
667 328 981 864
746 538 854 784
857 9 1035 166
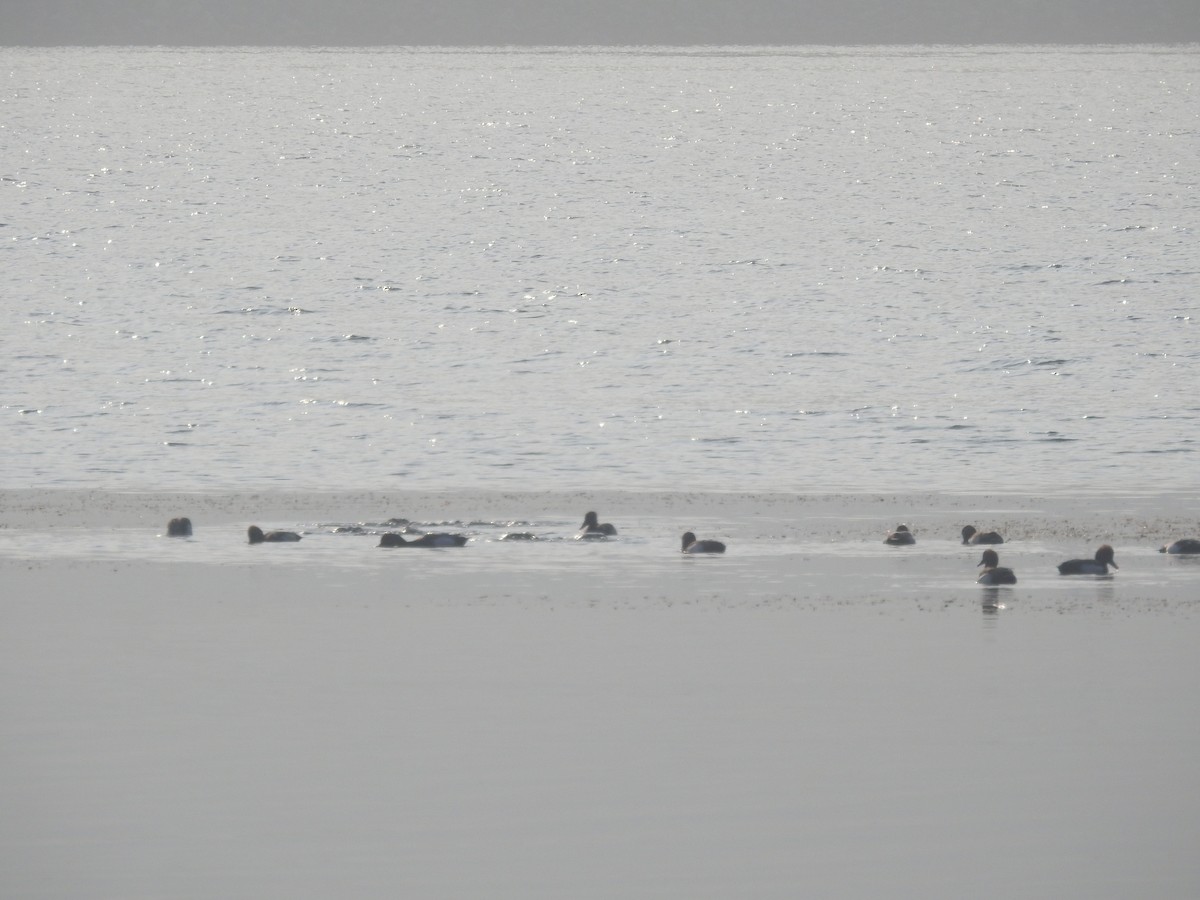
682 532 726 553
977 548 1017 585
1160 539 1200 555
379 532 467 548
248 525 301 544
1057 544 1118 575
884 524 915 545
167 517 193 537
962 525 1003 545
577 511 617 538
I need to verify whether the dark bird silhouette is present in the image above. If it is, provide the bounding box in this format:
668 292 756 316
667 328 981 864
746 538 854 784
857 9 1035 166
884 524 915 545
977 548 1017 585
167 517 193 537
247 525 301 544
577 511 617 538
1057 544 1118 575
1160 539 1200 555
681 531 726 554
962 525 1003 545
379 532 467 548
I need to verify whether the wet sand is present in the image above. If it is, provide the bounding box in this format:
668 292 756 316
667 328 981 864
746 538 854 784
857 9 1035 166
2 490 1199 898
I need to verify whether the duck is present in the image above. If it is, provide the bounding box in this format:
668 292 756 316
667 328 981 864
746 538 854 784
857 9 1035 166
577 511 617 539
167 517 193 537
884 524 915 545
962 525 1003 545
977 548 1017 585
682 532 726 553
379 532 467 548
1057 544 1118 575
248 525 301 544
1160 539 1200 555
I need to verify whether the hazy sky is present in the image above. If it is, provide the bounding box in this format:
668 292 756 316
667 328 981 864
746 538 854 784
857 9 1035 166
3 0 1198 45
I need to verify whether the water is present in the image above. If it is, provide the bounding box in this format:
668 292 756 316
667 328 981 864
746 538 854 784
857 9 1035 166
3 47 1200 899
3 45 1197 492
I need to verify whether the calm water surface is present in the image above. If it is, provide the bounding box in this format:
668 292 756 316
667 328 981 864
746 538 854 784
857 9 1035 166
3 45 1197 492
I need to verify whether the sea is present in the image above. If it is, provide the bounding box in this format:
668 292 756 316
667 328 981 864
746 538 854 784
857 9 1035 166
3 44 1197 494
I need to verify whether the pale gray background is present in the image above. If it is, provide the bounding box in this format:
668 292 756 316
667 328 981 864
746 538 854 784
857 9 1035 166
3 0 1198 45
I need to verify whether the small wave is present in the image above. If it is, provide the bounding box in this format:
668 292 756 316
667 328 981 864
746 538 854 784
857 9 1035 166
309 333 374 343
216 306 308 316
1005 263 1067 272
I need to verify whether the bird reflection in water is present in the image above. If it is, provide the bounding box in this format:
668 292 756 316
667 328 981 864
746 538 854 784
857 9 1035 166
981 586 1006 614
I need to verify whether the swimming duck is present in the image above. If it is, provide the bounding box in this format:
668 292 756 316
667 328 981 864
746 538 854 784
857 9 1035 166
962 525 1003 545
167 517 193 537
977 548 1017 585
1160 539 1200 555
681 532 726 553
379 532 467 548
1057 544 1118 575
248 525 301 544
884 524 915 545
577 511 617 538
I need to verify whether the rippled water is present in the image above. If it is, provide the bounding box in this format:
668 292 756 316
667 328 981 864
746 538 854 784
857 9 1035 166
3 45 1197 492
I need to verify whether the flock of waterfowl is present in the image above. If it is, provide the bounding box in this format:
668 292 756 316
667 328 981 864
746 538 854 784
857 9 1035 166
167 512 727 554
165 514 1199 581
885 522 1199 585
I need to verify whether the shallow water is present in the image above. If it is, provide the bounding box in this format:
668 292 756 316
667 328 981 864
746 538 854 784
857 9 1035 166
1 487 1196 610
3 45 1198 492
4 487 1200 898
4 545 1200 899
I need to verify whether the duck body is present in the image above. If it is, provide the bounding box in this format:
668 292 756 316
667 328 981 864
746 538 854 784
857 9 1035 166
962 525 1003 545
682 532 726 554
1057 544 1118 575
248 525 301 544
977 549 1017 585
884 525 915 545
167 517 193 537
379 532 467 548
1160 539 1200 555
577 511 617 538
